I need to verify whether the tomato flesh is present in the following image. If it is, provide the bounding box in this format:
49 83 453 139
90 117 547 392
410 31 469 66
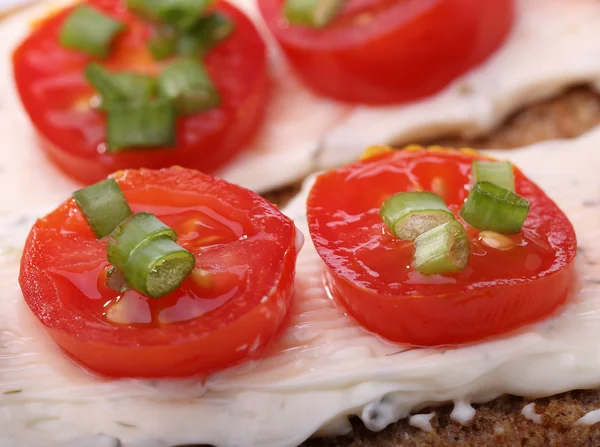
13 0 268 184
307 149 577 345
19 167 298 377
258 0 514 104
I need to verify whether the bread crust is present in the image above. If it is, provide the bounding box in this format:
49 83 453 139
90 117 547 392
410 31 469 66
304 391 600 447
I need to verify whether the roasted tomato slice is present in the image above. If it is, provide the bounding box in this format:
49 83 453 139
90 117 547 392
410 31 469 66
19 167 299 378
258 0 514 104
13 0 268 185
306 148 576 345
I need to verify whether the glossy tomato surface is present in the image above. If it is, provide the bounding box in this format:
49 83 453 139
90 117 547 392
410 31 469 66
13 0 268 184
259 0 514 104
19 167 298 378
307 148 577 345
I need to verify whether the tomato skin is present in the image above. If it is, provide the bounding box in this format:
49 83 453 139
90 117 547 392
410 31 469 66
258 0 514 104
306 148 577 345
19 167 298 377
13 0 268 185
326 263 574 345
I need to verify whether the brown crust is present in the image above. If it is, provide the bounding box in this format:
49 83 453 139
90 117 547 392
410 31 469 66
436 86 600 149
295 86 600 446
304 391 600 447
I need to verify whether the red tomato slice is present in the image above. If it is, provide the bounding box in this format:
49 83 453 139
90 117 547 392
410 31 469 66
258 0 514 104
13 0 268 185
306 148 577 345
19 167 299 378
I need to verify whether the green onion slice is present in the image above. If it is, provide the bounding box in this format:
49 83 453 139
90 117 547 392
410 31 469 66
413 220 470 275
126 0 162 20
177 12 234 57
175 32 205 58
123 236 195 298
149 30 177 60
85 63 157 108
106 99 176 151
472 160 515 192
157 58 220 115
72 179 132 239
59 6 125 58
107 212 177 270
380 191 455 240
148 13 233 61
284 0 345 27
193 12 235 48
157 0 215 30
459 181 530 234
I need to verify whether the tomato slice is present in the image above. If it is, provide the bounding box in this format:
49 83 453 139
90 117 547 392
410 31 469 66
13 0 268 185
258 0 514 104
19 167 299 378
306 148 577 345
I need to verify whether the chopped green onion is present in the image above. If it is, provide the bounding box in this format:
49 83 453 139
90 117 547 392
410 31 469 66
72 179 132 239
147 13 233 61
472 160 515 192
126 0 162 20
149 31 177 60
107 212 195 298
459 181 530 234
59 6 125 58
85 63 156 108
177 12 234 57
284 0 345 27
106 99 176 151
413 220 470 275
85 64 127 103
175 33 204 58
194 12 235 47
123 236 195 298
157 58 219 115
157 0 215 31
109 73 156 103
380 191 454 240
107 212 177 270
127 0 215 31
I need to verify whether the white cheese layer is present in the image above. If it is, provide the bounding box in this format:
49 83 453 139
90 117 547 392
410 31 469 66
3 0 600 193
0 0 32 15
1 127 600 446
408 412 435 433
577 409 600 426
521 403 542 424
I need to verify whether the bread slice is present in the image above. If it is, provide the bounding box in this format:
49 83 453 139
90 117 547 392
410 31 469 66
282 86 600 445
